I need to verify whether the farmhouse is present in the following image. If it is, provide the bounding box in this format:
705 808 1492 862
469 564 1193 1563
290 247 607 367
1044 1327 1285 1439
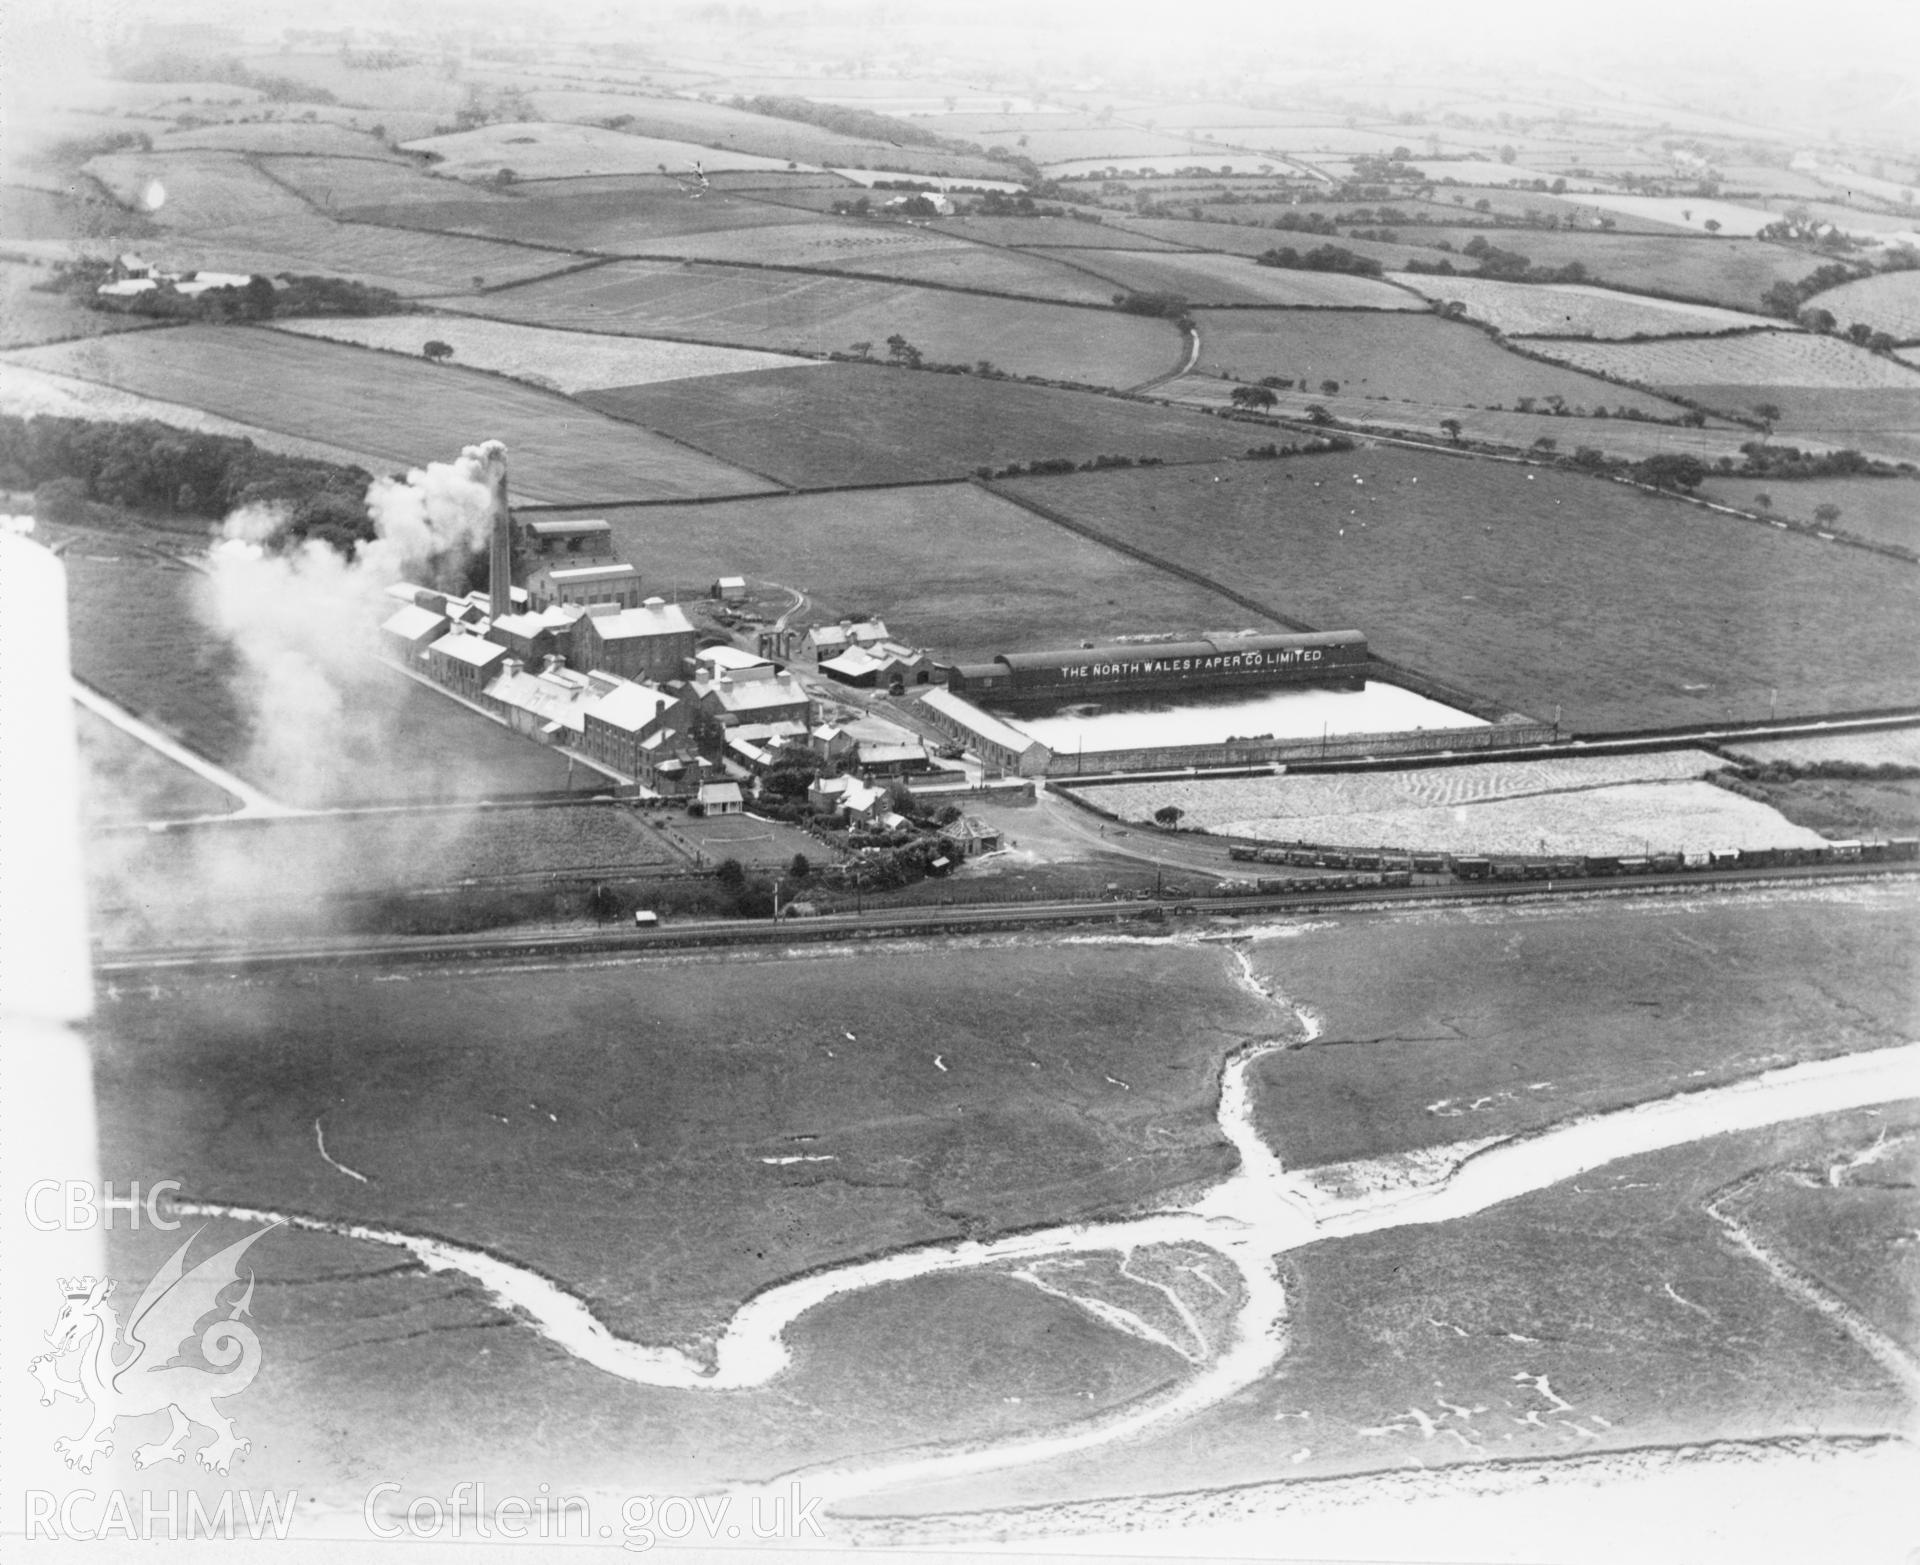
918 688 1052 777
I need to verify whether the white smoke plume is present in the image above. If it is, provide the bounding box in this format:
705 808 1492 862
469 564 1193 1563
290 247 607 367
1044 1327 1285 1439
197 441 508 804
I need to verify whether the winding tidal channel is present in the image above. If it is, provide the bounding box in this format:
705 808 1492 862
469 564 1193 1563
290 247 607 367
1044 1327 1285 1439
175 934 1920 1507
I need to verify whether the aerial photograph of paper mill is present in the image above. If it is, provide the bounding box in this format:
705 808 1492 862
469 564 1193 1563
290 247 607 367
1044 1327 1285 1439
1 0 1915 1559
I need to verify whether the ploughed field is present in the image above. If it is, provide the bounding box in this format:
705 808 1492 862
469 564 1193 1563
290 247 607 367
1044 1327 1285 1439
542 482 1260 661
89 885 1920 1507
444 261 1183 388
1805 270 1920 342
1386 274 1782 338
579 360 1265 487
2 327 775 504
996 448 1920 730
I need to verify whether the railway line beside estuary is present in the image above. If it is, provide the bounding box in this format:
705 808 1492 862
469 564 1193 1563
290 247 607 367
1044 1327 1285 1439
93 861 1920 976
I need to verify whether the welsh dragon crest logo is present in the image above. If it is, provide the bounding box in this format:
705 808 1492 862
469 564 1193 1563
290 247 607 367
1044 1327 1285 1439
28 1225 277 1475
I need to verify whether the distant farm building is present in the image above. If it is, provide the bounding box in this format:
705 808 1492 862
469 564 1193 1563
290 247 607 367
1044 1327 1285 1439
710 575 749 603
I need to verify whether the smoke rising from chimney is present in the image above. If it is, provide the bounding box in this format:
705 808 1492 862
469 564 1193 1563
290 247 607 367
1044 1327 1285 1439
197 441 507 804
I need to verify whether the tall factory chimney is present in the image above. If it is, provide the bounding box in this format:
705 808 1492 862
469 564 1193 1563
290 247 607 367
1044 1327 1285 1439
478 440 512 620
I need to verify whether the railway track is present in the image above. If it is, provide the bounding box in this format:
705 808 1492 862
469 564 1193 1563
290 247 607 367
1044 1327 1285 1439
93 861 1918 976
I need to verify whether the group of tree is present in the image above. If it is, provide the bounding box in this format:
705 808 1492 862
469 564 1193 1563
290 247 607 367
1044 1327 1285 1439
46 260 407 323
1403 235 1591 285
1254 244 1384 279
111 52 334 104
1 413 374 554
1113 290 1193 320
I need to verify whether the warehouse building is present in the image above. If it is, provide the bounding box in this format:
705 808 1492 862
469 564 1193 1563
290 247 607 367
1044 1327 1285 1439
380 603 449 665
917 688 1052 777
427 630 509 701
569 598 697 684
691 667 812 729
528 560 643 612
579 680 688 788
525 518 615 560
949 630 1368 701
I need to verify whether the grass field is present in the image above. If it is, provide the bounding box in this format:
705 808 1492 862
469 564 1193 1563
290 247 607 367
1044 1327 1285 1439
271 314 817 392
216 51 469 115
1388 274 1781 338
1386 230 1818 312
0 262 174 349
257 154 517 215
1738 390 1920 465
1695 476 1920 551
580 360 1262 487
83 150 315 230
1161 373 1762 462
601 219 1119 303
404 122 809 181
0 359 399 471
1194 310 1688 416
5 327 775 503
1053 249 1426 309
997 446 1920 730
1722 727 1920 767
154 121 400 158
996 128 1215 165
1575 195 1780 236
348 177 832 253
130 212 588 297
1518 330 1920 389
934 216 1182 249
539 483 1259 661
64 553 581 808
75 702 238 823
1802 270 1920 342
452 261 1184 387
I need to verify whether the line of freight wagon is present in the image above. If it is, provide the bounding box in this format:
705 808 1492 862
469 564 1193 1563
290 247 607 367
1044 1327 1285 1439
1227 838 1920 882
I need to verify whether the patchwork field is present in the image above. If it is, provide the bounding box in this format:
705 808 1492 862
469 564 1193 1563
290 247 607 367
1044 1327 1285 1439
4 328 775 503
1388 274 1783 338
933 216 1182 250
1053 249 1426 309
604 219 1118 303
133 213 588 296
270 314 817 392
1368 230 1816 312
403 122 808 181
452 262 1183 387
0 360 398 472
996 447 1920 729
1575 195 1781 237
1739 390 1920 465
154 121 401 158
351 176 830 253
1195 310 1688 415
257 154 517 215
1518 330 1920 390
538 483 1257 661
1162 374 1764 462
83 149 315 230
580 360 1261 487
1695 476 1920 552
1001 128 1216 165
1803 270 1920 341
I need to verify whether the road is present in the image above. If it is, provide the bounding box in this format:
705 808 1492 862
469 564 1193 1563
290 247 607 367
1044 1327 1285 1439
72 679 302 819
